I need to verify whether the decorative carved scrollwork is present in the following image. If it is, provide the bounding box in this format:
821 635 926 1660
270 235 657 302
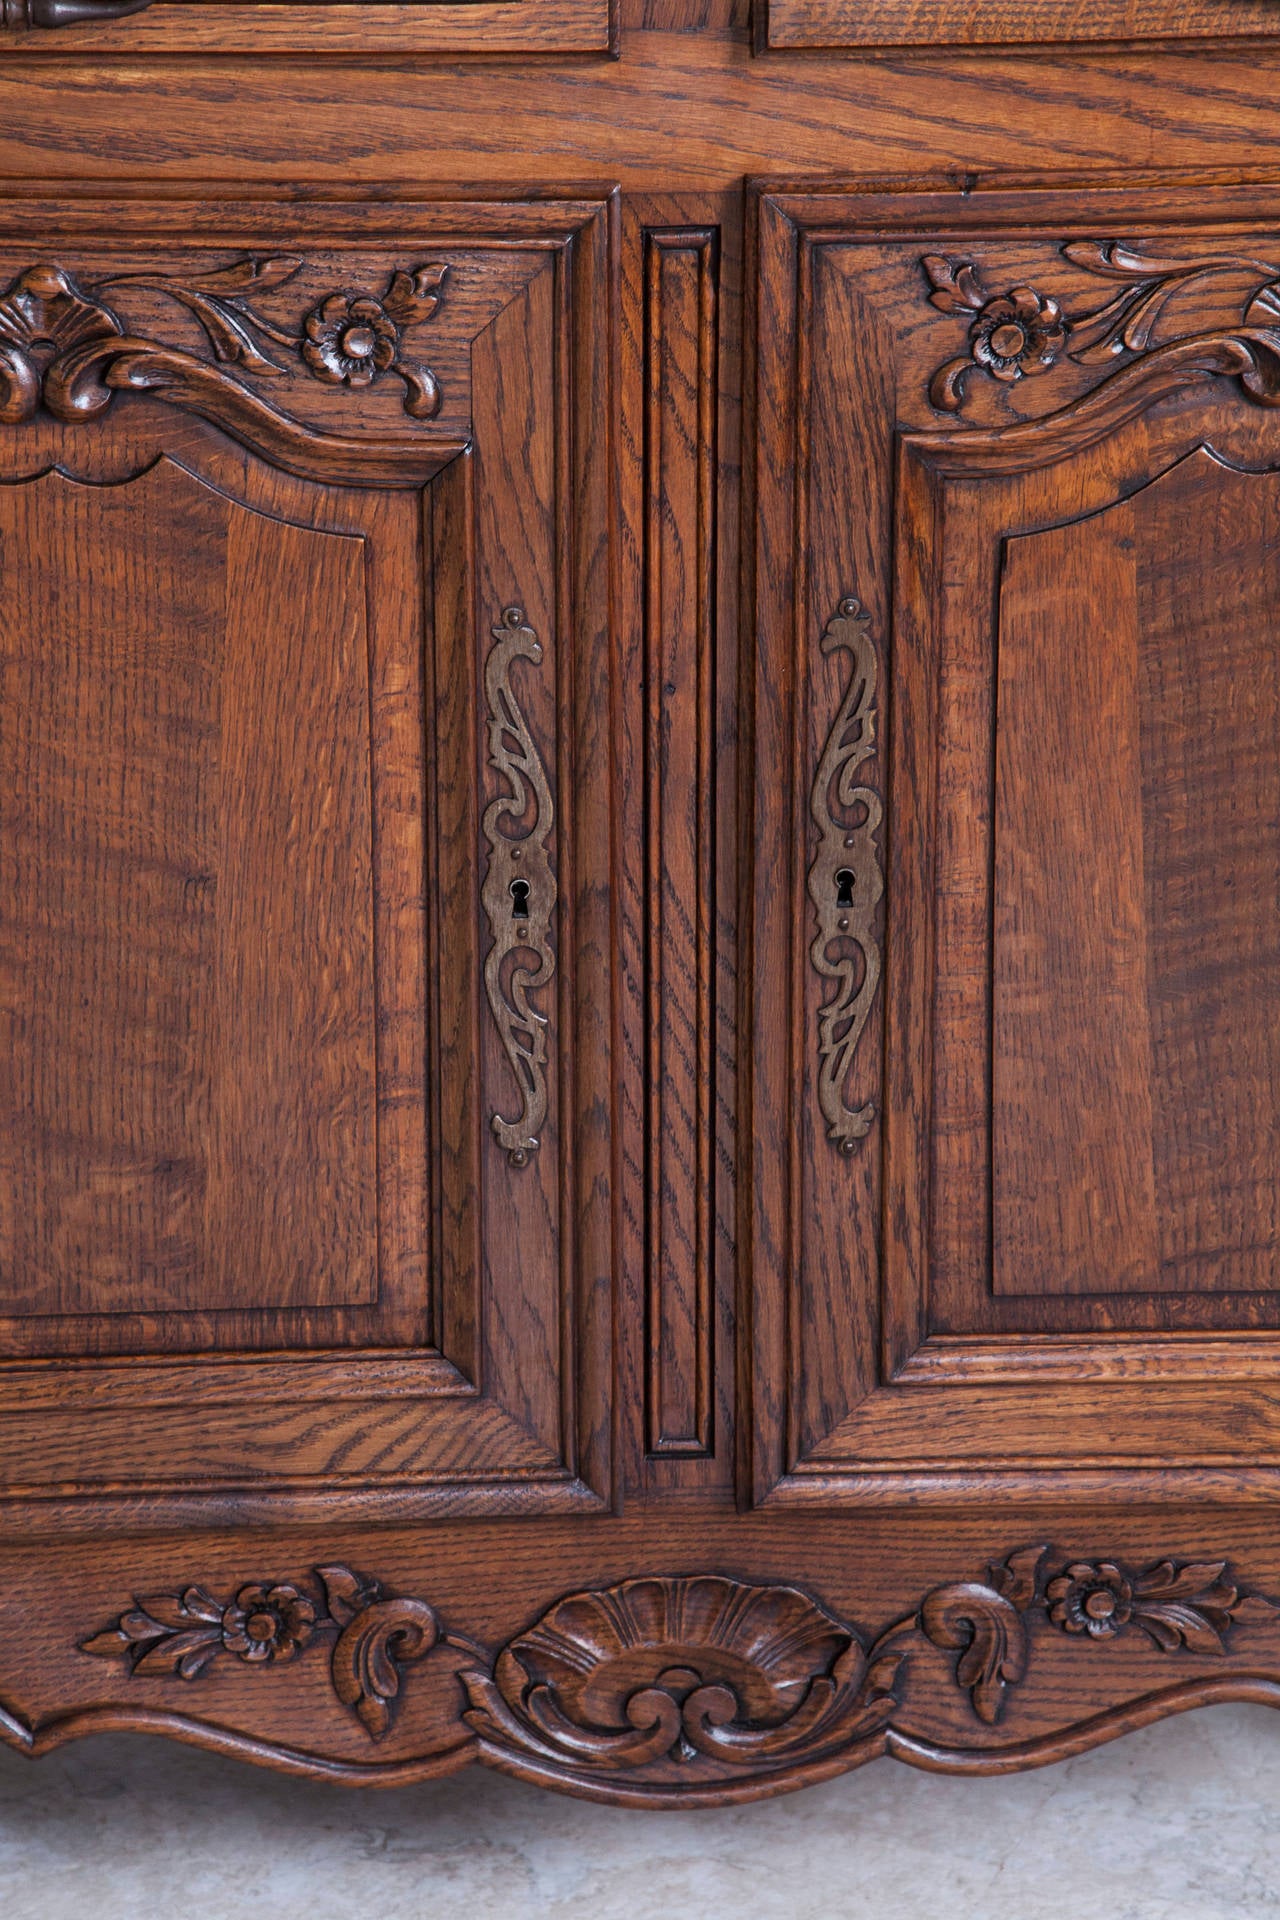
922 241 1280 415
459 1575 901 1774
77 1546 1280 1785
911 1545 1280 1725
807 596 884 1154
481 606 557 1167
0 256 450 478
81 1563 463 1741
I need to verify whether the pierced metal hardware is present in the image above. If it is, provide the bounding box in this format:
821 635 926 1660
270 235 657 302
807 596 884 1154
480 606 556 1168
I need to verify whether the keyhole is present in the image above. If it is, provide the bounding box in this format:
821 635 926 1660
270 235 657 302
835 869 855 908
510 878 531 919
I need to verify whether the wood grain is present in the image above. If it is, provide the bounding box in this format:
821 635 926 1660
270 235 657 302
3 0 1280 1810
0 459 377 1319
994 452 1280 1299
642 226 717 1458
761 0 1280 52
0 0 613 56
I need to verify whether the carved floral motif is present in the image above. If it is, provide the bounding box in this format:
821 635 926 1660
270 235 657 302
82 1563 453 1740
1044 1557 1274 1654
0 253 450 432
481 605 557 1167
1045 1561 1133 1640
79 1546 1280 1779
923 261 1067 406
807 596 884 1154
219 1583 318 1665
922 241 1280 414
909 1547 1280 1724
301 265 448 418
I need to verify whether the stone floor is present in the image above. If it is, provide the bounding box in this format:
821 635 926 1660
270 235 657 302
0 1705 1274 1917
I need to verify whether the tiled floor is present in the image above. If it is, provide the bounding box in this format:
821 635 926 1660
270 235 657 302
0 1704 1274 1917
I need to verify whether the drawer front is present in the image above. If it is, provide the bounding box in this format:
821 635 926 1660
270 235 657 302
0 0 612 57
760 0 1280 52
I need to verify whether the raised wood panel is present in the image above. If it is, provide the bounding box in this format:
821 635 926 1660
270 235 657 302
0 461 377 1321
993 454 1280 1299
759 0 1280 51
0 189 616 1519
0 0 613 57
749 180 1280 1504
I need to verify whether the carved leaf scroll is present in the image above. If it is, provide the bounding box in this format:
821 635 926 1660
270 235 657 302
921 241 1280 415
481 605 557 1167
0 255 451 449
807 596 884 1153
922 1547 1280 1724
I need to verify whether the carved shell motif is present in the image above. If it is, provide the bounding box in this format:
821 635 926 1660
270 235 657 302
460 1575 901 1777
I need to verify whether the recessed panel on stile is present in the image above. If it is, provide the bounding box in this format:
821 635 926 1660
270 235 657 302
0 461 377 1319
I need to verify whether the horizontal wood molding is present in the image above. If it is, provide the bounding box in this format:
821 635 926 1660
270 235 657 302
4 1528 1280 1803
0 0 614 56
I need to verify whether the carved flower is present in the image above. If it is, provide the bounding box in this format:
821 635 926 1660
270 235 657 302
220 1583 317 1663
922 257 1072 411
969 286 1067 384
1046 1562 1133 1639
303 292 399 389
301 265 448 418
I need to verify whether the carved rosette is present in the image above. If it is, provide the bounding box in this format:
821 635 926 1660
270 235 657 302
480 605 557 1166
78 1547 1280 1790
807 596 884 1153
921 241 1280 415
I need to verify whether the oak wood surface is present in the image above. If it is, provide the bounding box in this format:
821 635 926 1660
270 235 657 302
0 0 614 57
760 0 1280 52
0 0 1279 1811
0 459 378 1322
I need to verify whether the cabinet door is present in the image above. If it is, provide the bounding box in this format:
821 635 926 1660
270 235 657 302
0 187 613 1527
750 178 1280 1505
